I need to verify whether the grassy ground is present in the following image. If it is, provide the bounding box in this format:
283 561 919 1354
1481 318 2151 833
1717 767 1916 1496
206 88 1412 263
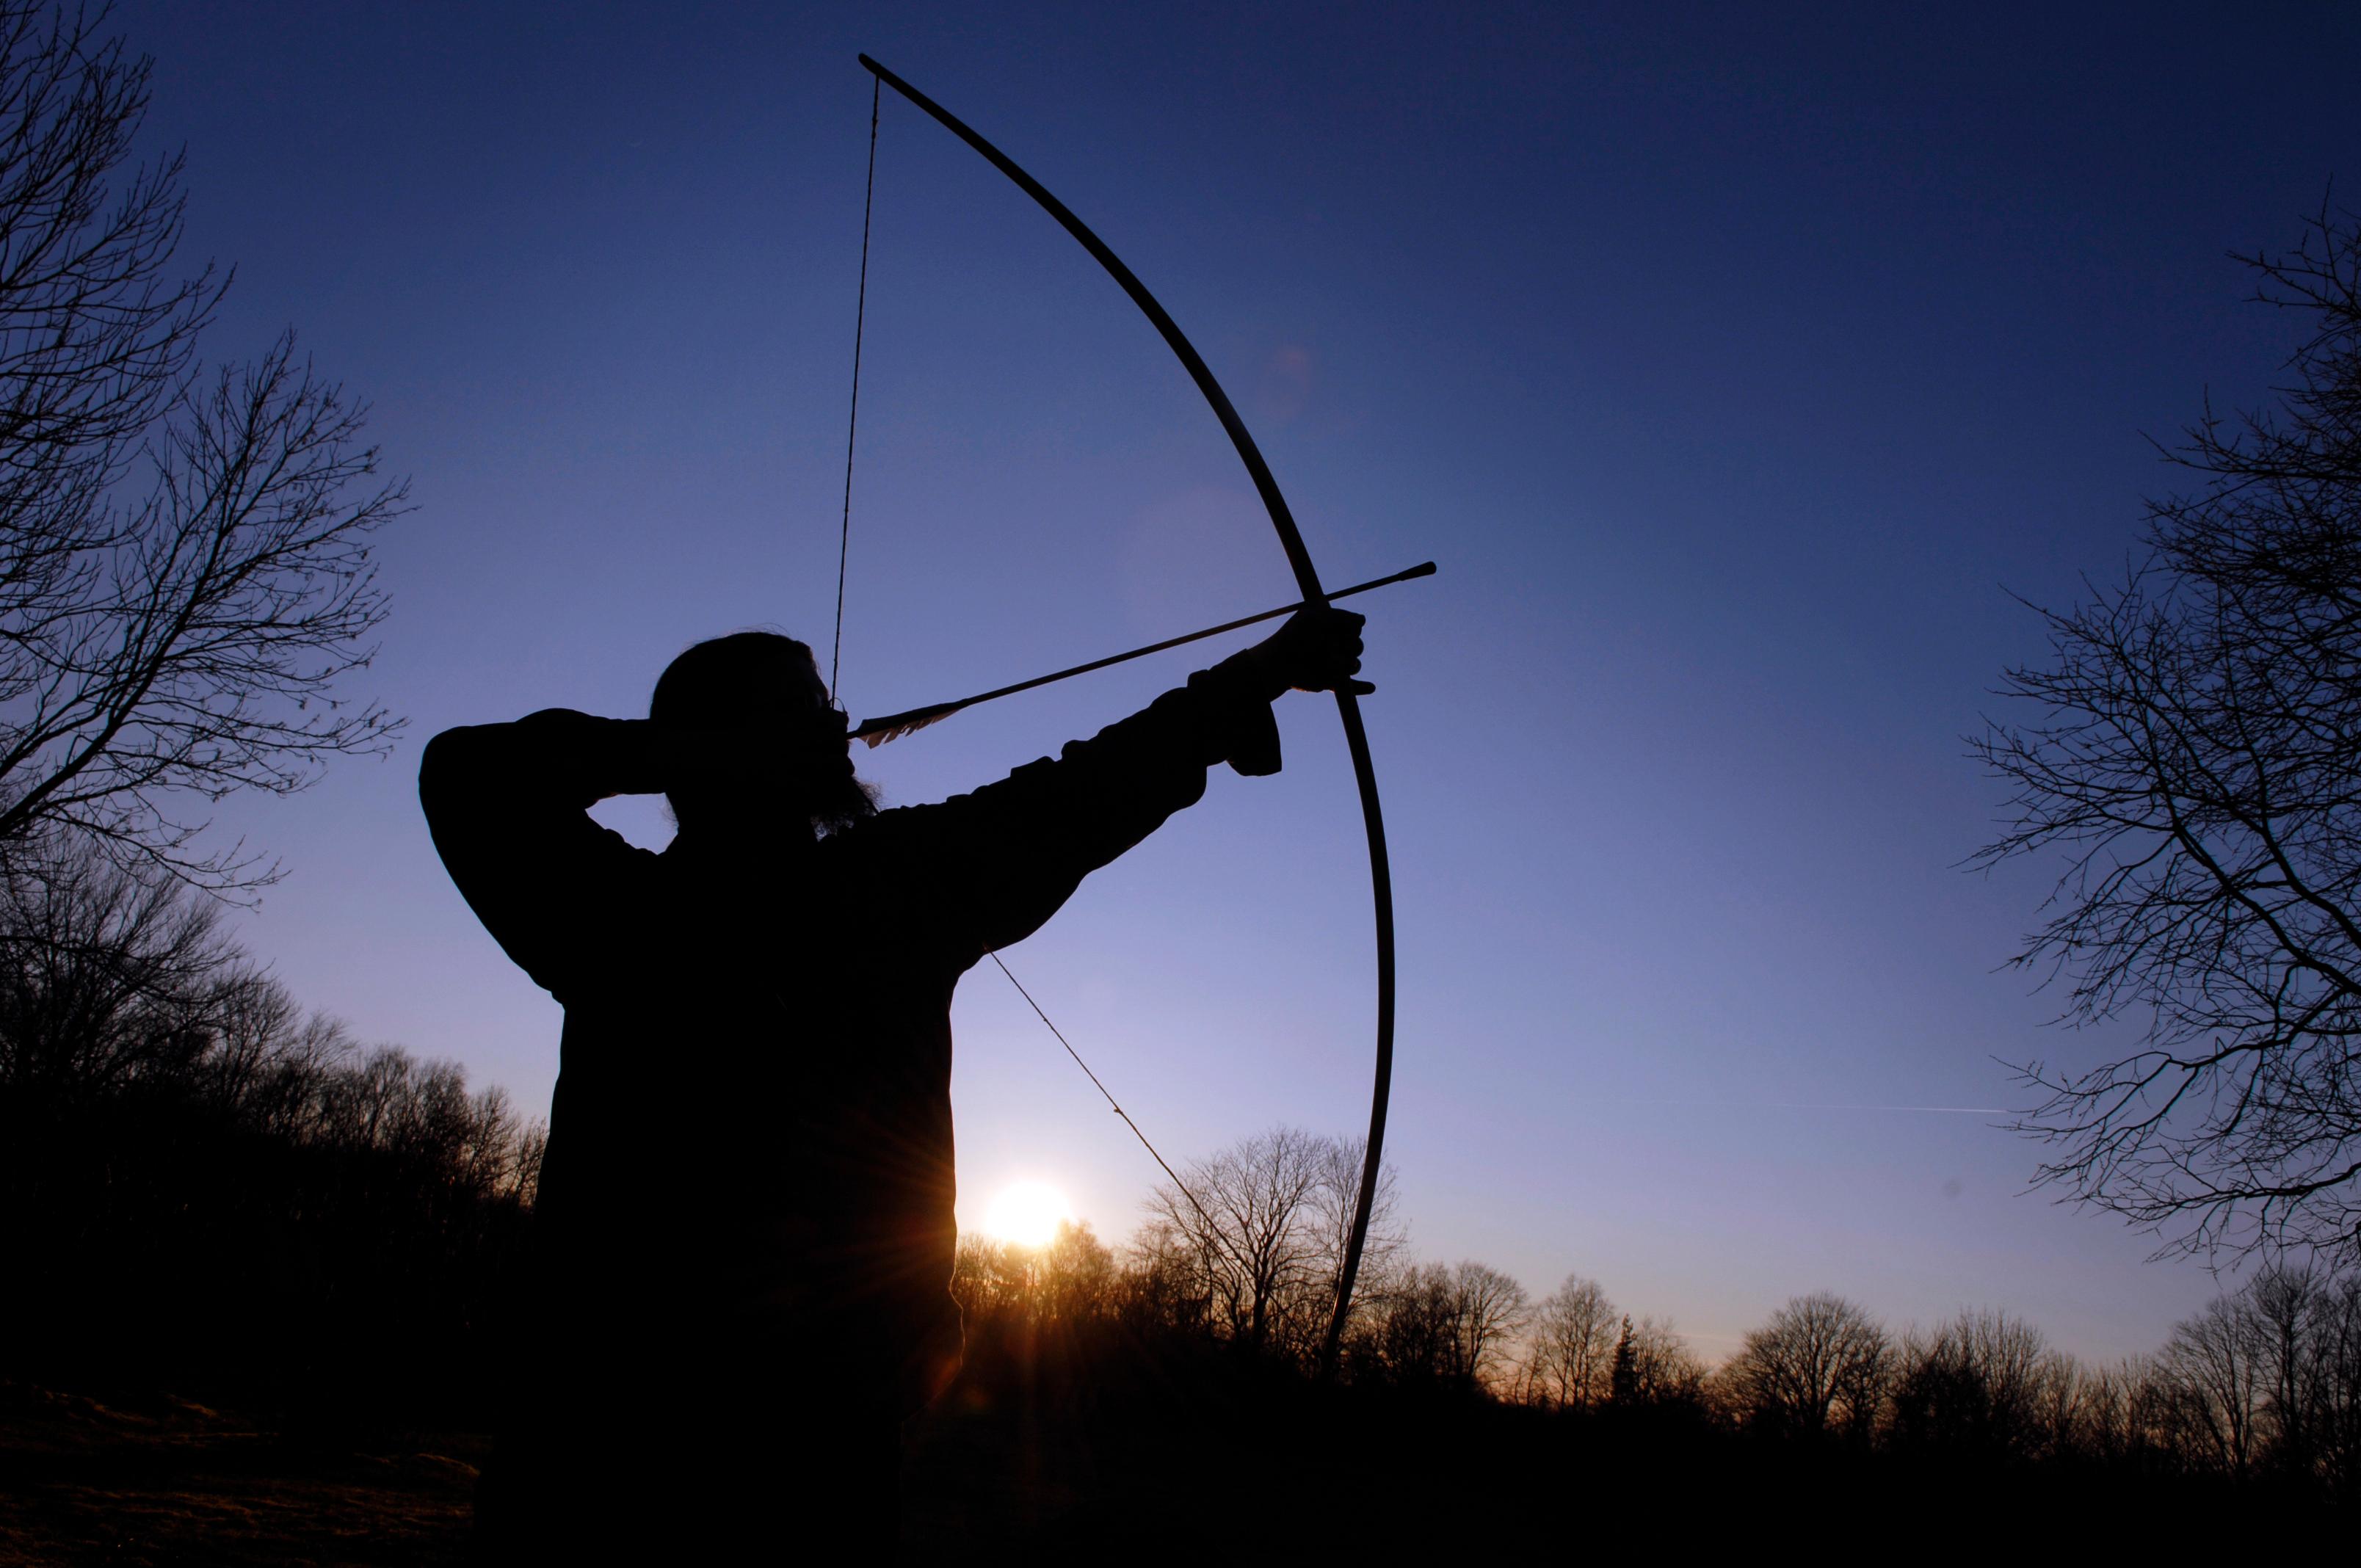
1 1360 2277 1563
0 1384 481 1567
1 1361 1376 1564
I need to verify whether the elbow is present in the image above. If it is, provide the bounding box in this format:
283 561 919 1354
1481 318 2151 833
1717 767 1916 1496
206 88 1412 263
418 725 488 812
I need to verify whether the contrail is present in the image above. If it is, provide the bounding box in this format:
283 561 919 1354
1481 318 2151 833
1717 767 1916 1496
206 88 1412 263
1603 1098 2009 1115
1767 1102 2008 1115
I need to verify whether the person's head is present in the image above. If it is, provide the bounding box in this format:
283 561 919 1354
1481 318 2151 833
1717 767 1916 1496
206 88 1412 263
650 631 878 839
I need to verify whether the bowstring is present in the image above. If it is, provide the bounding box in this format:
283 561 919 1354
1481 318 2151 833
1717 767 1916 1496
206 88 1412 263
831 75 880 703
987 952 1222 1244
833 77 1211 1235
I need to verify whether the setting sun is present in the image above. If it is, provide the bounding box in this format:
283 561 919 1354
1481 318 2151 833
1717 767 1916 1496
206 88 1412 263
982 1180 1073 1248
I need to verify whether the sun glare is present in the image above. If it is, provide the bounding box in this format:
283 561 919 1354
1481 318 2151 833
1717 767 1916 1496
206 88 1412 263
983 1180 1073 1248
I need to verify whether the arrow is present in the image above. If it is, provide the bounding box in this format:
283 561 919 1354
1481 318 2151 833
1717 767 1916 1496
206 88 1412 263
849 560 1435 747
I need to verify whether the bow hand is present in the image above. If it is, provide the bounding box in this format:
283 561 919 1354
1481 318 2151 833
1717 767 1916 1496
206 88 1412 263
1230 606 1374 700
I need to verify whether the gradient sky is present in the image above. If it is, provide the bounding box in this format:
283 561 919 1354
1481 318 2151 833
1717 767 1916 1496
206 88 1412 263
113 1 2361 1362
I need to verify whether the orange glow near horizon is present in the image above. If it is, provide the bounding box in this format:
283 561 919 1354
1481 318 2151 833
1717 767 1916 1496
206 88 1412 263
982 1180 1073 1248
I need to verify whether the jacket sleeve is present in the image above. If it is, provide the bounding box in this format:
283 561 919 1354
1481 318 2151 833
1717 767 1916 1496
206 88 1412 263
877 661 1284 964
418 708 665 1003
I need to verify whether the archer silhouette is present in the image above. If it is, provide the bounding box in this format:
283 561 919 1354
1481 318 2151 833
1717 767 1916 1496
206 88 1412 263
420 606 1369 1557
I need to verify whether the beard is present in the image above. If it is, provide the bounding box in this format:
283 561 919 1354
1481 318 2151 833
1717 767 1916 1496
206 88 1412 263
808 763 882 838
664 749 881 843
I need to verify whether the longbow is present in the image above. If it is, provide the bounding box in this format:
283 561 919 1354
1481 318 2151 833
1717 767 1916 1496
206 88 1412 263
857 54 1398 1376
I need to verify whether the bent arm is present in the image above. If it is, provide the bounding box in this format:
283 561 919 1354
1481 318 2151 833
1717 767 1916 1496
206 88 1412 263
418 709 671 999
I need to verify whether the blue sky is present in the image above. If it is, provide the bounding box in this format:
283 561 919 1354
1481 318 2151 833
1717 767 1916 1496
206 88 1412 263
118 1 2360 1361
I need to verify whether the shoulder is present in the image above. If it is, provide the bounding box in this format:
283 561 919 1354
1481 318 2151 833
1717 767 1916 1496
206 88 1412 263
815 785 1020 879
820 799 935 860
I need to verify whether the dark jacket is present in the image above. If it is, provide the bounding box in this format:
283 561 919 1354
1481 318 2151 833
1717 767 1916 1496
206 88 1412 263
419 667 1276 1420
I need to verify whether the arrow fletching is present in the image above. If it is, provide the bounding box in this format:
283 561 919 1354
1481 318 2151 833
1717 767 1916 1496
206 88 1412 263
852 700 968 747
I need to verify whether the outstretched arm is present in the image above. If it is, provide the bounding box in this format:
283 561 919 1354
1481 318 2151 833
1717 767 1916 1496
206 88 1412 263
891 605 1369 960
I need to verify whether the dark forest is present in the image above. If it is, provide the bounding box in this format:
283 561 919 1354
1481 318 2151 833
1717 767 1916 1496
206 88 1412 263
4 858 2354 1557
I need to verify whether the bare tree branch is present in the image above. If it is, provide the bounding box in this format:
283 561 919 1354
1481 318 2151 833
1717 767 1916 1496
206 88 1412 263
0 2 403 894
1973 197 2361 1266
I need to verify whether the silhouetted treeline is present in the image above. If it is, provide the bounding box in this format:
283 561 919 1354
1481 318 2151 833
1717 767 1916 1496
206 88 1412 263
8 850 2357 1531
1695 1277 2361 1495
946 1139 2361 1514
1 849 541 1421
924 1220 2289 1553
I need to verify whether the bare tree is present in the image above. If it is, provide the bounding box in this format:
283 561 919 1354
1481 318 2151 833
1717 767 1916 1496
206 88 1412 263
2157 1290 2268 1477
1120 1216 1211 1335
2318 1274 2361 1496
1 843 544 1212
1526 1273 1618 1409
2023 1347 2098 1464
1605 1313 1708 1410
949 1232 1013 1321
2246 1265 2333 1476
1972 202 2361 1264
1449 1261 1532 1391
1364 1261 1454 1382
1037 1220 1118 1324
2059 1355 2177 1468
186 966 345 1133
302 1041 538 1204
1888 1309 2072 1460
951 1221 1120 1333
0 2 403 893
2147 1266 2360 1484
1304 1132 1407 1344
0 840 247 1097
1146 1125 1401 1362
1719 1291 1893 1442
1147 1125 1321 1352
1359 1259 1529 1392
